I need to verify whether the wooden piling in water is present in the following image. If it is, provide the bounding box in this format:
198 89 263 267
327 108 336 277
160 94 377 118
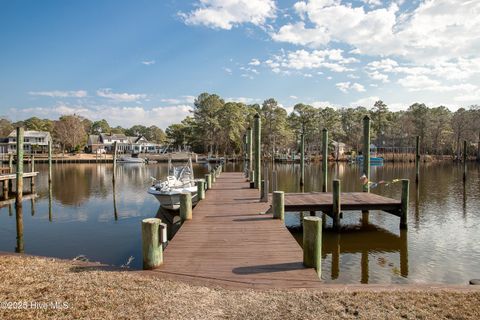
300 128 305 187
332 179 341 231
303 216 322 275
142 218 163 269
272 170 278 192
254 113 261 189
211 169 216 183
30 155 35 193
16 127 24 205
400 179 409 229
415 136 420 183
362 115 371 193
180 192 192 221
112 141 118 182
322 128 328 192
272 191 284 220
48 141 52 183
205 173 212 190
463 140 467 181
197 179 205 200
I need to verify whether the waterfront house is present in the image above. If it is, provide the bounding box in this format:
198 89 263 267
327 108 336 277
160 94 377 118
0 130 52 154
86 134 163 154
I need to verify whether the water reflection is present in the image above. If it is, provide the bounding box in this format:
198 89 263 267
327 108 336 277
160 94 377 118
0 161 479 282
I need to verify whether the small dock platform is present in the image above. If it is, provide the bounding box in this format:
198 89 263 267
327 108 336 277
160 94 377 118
284 192 401 212
151 172 322 289
0 171 39 181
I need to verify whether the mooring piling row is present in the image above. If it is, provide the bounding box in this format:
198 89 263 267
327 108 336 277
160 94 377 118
415 136 420 183
300 127 305 187
254 113 261 189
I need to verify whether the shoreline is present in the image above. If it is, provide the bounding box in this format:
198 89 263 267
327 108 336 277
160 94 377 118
1 253 479 319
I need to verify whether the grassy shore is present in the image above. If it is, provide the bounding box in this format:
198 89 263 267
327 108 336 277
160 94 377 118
1 255 479 320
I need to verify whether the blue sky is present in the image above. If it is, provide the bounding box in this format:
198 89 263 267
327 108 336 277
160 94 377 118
1 0 479 128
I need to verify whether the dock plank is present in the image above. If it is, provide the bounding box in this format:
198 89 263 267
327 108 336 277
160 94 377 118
151 172 322 289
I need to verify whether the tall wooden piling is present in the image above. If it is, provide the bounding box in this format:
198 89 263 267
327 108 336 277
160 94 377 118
303 216 322 275
362 115 371 193
112 141 118 182
477 132 480 162
300 128 305 186
415 136 420 183
272 191 284 220
463 140 467 181
142 218 163 269
247 127 253 174
16 127 24 205
197 179 205 200
332 179 341 231
15 203 24 253
253 114 261 189
272 170 278 192
180 192 192 221
48 141 52 183
211 169 216 183
400 179 409 229
322 128 328 192
30 155 35 193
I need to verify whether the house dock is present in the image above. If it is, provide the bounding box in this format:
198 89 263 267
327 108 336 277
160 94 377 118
150 172 322 288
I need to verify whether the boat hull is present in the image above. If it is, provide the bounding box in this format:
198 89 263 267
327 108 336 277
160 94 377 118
148 187 198 211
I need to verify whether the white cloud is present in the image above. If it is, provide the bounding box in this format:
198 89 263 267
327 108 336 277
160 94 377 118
367 70 389 83
349 96 381 108
225 97 261 104
28 90 87 98
248 58 261 66
264 49 357 74
141 60 155 65
96 88 146 102
289 95 298 99
180 0 276 30
336 81 366 93
223 67 233 74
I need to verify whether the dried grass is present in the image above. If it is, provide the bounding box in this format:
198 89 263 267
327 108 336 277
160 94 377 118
1 255 479 320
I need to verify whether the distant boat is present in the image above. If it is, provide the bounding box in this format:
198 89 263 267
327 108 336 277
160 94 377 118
356 155 384 165
117 156 145 164
148 158 198 210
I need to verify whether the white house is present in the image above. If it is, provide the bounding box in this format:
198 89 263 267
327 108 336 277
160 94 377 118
86 134 163 154
1 130 52 154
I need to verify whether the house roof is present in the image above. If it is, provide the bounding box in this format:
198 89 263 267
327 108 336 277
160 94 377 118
8 130 51 138
100 133 127 141
87 135 100 145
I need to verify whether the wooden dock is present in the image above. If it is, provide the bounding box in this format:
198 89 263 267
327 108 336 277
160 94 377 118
284 192 401 212
151 172 322 289
0 171 38 181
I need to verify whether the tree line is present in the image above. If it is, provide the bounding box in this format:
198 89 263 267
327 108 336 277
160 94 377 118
0 116 166 153
1 93 479 156
165 93 480 157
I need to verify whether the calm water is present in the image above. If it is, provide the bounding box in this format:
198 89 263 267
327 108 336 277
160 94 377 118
0 161 479 284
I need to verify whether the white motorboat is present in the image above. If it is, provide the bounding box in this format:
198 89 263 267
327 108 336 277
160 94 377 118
148 158 198 210
117 154 145 164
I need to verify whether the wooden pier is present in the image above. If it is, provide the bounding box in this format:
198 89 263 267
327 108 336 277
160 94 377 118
151 172 322 288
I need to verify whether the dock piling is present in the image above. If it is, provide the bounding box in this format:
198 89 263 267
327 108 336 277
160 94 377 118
112 141 118 182
400 179 409 229
30 155 35 192
332 179 341 231
211 169 216 183
141 218 163 269
205 174 212 190
197 179 205 200
463 140 467 181
303 216 322 275
272 191 284 220
48 141 52 183
415 136 420 183
322 128 328 192
16 127 24 205
272 170 278 192
247 127 253 174
300 128 305 186
362 115 371 193
180 192 193 221
253 114 261 189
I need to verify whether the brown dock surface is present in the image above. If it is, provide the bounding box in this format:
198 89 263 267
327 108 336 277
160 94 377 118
151 172 322 289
